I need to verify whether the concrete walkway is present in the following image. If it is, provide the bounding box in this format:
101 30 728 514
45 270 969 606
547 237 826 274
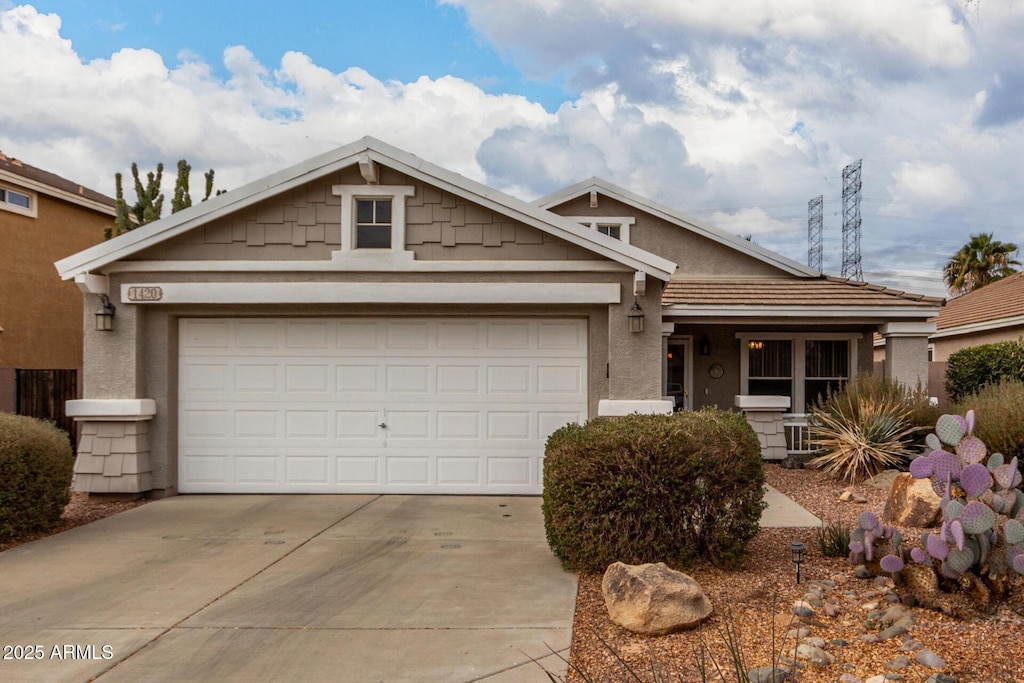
0 495 576 683
760 484 822 528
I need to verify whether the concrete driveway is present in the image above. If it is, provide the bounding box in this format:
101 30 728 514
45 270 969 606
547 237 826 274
0 495 576 682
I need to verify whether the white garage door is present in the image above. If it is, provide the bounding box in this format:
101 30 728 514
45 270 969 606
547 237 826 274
178 317 587 493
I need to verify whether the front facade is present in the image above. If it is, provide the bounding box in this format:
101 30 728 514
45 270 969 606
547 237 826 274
57 138 940 496
0 152 114 415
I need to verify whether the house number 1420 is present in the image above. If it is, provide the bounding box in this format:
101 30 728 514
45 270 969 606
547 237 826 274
126 286 163 302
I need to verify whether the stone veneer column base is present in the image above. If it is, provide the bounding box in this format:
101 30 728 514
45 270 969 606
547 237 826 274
735 395 790 461
66 399 156 494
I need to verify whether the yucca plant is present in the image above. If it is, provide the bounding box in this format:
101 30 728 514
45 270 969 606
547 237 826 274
807 393 919 483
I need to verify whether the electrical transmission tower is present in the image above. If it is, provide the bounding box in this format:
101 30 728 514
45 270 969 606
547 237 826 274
807 195 823 273
841 159 863 281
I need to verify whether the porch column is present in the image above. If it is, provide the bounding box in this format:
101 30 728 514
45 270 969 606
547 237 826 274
735 395 790 461
880 322 935 392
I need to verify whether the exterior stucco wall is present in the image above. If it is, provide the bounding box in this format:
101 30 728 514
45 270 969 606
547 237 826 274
82 269 645 495
132 166 591 263
1 191 109 370
885 335 930 390
549 195 789 276
932 325 1024 361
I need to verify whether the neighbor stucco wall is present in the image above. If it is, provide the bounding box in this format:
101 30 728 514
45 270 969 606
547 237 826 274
885 334 930 390
0 191 109 370
550 195 789 277
931 325 1024 362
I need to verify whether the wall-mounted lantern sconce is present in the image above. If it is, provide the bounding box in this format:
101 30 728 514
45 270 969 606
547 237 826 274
95 294 116 331
749 340 765 351
789 541 806 584
627 299 645 333
699 334 711 356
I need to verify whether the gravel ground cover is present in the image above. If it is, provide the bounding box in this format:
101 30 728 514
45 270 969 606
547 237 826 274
564 465 1024 683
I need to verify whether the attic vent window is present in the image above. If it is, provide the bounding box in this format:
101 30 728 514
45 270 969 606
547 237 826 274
566 216 635 245
356 198 392 248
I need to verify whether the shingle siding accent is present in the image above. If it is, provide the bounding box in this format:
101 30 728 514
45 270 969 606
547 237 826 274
72 421 152 493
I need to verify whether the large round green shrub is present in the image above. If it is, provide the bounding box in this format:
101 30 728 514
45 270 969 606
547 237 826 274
945 338 1024 403
542 409 765 572
0 413 74 542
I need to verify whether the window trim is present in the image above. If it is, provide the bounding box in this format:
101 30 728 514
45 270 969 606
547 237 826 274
565 216 635 244
0 183 37 218
738 332 859 411
332 184 415 256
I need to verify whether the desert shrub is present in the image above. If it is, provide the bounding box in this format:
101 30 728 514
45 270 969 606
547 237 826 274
817 517 851 558
945 338 1024 403
542 409 765 572
807 375 925 482
956 380 1024 475
0 413 74 542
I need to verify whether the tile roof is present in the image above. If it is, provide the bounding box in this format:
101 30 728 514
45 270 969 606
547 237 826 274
935 271 1024 330
663 276 945 308
0 151 114 206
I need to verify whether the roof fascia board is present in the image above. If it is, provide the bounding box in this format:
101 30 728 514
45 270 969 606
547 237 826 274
663 304 942 319
101 259 631 274
932 314 1024 339
536 177 818 278
0 169 115 216
57 137 675 281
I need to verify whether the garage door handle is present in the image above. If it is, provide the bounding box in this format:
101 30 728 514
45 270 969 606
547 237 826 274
378 422 388 429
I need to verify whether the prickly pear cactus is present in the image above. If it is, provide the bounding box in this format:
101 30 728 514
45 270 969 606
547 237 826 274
851 410 1024 612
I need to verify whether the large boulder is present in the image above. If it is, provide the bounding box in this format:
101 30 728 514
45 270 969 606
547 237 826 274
883 472 941 527
601 561 712 635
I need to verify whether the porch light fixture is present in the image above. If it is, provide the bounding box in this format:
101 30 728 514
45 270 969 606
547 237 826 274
627 299 645 333
749 340 765 351
699 334 711 356
789 541 806 584
95 294 116 331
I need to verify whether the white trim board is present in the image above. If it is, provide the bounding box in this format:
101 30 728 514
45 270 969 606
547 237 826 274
663 304 941 320
102 259 632 274
120 282 621 305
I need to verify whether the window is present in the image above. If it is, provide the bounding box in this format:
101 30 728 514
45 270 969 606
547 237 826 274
0 184 36 217
331 184 415 260
740 334 858 412
356 198 392 248
566 216 635 244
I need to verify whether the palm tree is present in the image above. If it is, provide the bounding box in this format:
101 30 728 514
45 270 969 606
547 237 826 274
943 232 1021 296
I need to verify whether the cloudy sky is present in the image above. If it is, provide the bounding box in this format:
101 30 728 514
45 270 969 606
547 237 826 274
3 1 1024 297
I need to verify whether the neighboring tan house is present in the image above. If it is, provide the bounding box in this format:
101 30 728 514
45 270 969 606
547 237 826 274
55 137 941 496
0 152 115 434
930 271 1024 361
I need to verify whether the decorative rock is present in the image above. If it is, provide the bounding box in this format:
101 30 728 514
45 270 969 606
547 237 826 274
866 676 887 683
854 565 875 579
877 625 908 640
747 666 790 683
926 674 956 683
914 648 948 669
792 643 835 667
883 473 941 527
787 626 812 639
792 600 816 618
900 637 924 652
840 674 862 683
824 602 839 617
601 562 712 636
887 655 911 670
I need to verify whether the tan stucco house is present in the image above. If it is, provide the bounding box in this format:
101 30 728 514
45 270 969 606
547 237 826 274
55 137 941 496
930 271 1024 361
0 152 114 426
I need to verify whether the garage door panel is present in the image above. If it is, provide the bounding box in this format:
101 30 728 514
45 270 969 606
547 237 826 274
179 317 586 494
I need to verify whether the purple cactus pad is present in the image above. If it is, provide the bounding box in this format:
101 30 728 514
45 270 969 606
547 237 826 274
880 555 905 573
959 463 993 498
957 436 987 465
910 547 928 564
909 456 934 479
960 501 995 534
951 520 965 551
926 533 950 560
859 510 880 530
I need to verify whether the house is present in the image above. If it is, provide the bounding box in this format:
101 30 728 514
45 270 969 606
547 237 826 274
0 152 115 434
930 271 1024 361
55 137 941 496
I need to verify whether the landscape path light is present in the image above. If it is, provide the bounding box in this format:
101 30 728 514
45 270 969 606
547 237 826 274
789 541 806 584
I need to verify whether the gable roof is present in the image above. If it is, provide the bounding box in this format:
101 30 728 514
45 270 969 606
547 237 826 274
535 177 818 278
55 138 676 281
663 276 943 319
0 152 115 215
934 271 1024 333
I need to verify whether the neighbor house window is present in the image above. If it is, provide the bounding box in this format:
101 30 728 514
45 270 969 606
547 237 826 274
740 334 858 412
0 185 35 217
356 198 392 248
566 216 635 244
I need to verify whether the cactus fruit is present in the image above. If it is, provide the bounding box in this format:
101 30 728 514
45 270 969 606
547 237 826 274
960 463 993 498
880 555 904 573
935 414 965 446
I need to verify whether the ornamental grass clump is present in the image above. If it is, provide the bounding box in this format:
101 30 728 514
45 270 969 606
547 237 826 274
956 380 1024 473
0 413 74 542
806 376 921 483
543 409 765 572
